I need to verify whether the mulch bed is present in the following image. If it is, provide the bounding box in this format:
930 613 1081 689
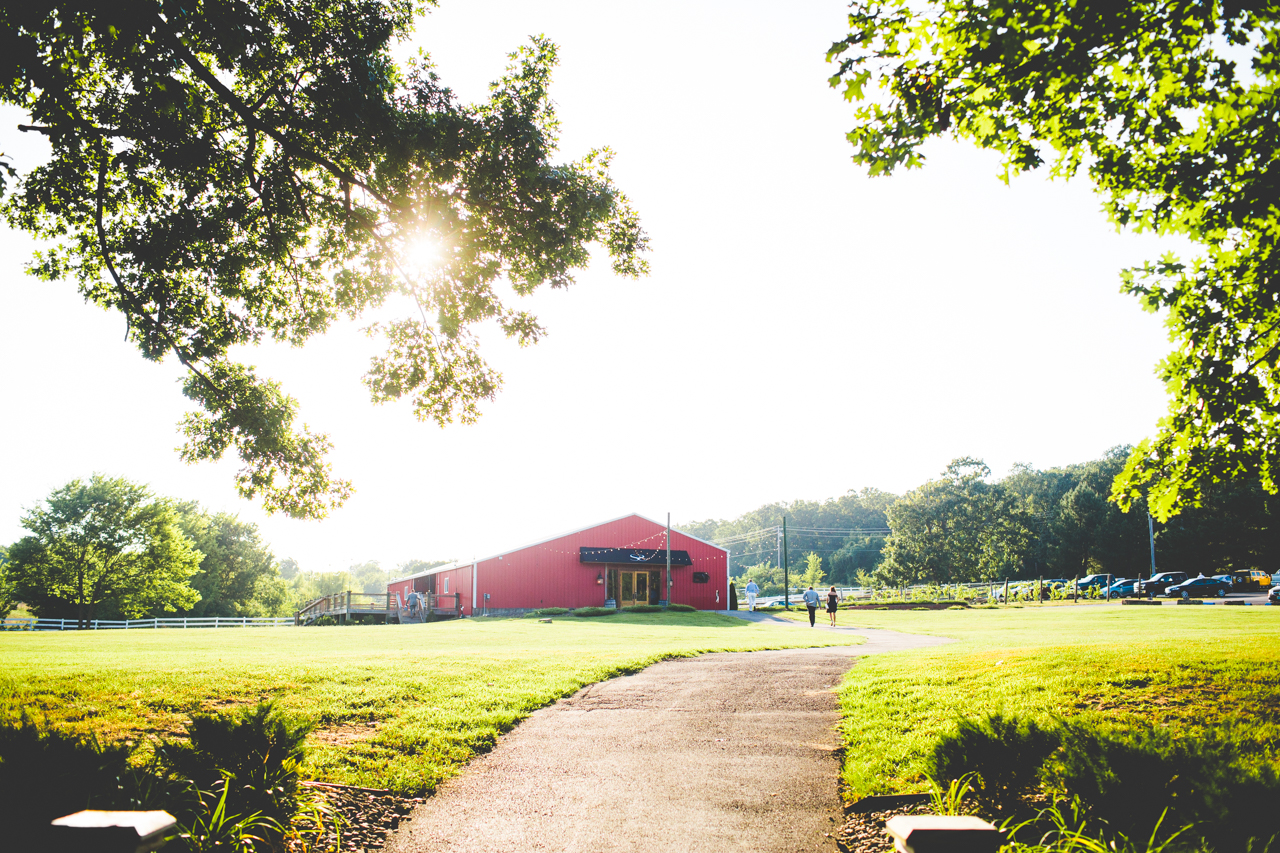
291 781 422 852
835 802 934 853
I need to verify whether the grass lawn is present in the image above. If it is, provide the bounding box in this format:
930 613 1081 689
0 612 854 795
803 606 1280 802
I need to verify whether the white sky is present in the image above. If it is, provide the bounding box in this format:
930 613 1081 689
0 0 1177 572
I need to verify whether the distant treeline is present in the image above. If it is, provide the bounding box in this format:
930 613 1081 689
683 447 1279 593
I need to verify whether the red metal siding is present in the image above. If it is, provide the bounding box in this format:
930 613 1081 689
388 579 414 607
471 515 727 613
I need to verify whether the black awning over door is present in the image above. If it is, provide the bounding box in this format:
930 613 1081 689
579 547 692 566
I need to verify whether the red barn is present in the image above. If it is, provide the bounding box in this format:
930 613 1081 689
388 514 729 616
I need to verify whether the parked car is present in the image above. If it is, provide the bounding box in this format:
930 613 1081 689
1269 586 1280 604
1164 576 1231 599
1106 578 1140 597
1141 572 1189 597
1246 570 1274 590
1077 574 1112 590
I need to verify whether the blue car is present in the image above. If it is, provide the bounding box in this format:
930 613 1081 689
1107 578 1140 597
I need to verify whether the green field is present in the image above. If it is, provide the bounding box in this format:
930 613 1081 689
0 612 853 795
820 606 1280 802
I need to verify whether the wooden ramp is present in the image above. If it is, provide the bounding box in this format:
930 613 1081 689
295 592 463 626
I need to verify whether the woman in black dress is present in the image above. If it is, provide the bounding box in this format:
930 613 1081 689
826 586 840 626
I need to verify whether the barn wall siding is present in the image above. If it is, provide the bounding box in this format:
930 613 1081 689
391 515 727 615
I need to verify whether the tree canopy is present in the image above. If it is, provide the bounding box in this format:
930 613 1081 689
175 503 286 617
828 1 1280 520
879 458 1032 584
0 2 647 518
8 475 201 626
0 544 14 618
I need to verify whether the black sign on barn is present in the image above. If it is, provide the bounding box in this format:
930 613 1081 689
579 547 693 566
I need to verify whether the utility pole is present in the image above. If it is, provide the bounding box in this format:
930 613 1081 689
1147 512 1157 578
782 516 790 609
665 512 672 609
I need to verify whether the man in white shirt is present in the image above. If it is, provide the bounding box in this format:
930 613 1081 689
745 580 760 611
802 586 820 627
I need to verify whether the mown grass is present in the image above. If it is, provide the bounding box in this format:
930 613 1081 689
0 612 854 795
821 606 1280 803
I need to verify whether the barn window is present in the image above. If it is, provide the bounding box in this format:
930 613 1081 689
692 572 710 584
443 577 449 593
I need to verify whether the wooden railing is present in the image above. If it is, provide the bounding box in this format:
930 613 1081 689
396 592 463 621
295 592 394 625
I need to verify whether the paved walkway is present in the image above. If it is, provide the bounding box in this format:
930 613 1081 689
385 620 951 853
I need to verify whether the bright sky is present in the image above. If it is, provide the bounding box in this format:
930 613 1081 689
0 0 1178 573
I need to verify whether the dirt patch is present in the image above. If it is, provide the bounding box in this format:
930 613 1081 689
312 722 378 747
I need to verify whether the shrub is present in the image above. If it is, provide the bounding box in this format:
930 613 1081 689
666 604 697 612
1045 720 1279 851
572 607 617 617
159 701 312 839
621 604 663 613
525 607 570 617
929 714 1280 852
927 713 1061 819
728 582 738 610
0 717 136 848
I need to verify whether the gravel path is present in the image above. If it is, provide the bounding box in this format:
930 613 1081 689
385 621 951 853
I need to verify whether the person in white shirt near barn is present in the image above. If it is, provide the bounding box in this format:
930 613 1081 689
744 579 760 611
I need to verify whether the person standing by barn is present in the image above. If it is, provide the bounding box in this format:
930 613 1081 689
802 585 820 627
745 579 760 611
826 586 840 627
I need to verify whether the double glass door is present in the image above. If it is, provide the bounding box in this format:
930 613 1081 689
617 569 660 607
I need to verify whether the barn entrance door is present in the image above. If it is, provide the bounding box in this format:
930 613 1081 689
617 570 659 607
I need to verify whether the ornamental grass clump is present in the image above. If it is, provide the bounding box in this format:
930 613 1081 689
0 717 137 849
927 713 1060 820
158 700 312 848
927 714 1280 853
0 701 314 851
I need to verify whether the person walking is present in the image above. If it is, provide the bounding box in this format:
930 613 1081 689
745 579 760 612
802 585 820 627
826 586 840 627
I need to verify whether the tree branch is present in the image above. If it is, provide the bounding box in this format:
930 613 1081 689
151 12 394 209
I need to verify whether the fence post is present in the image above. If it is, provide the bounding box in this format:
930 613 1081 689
214 617 220 628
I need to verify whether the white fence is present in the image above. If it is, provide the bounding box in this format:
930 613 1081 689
2 616 294 631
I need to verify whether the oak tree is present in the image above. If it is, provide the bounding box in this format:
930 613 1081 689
8 475 201 627
175 503 285 617
879 458 1033 584
0 2 647 517
828 1 1280 520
